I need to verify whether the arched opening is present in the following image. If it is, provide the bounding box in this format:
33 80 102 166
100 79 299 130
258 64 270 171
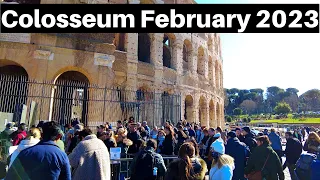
197 46 205 76
199 96 207 126
114 33 126 51
209 100 215 127
183 39 192 72
51 71 89 126
215 62 220 89
138 33 151 63
216 103 220 127
162 91 174 125
208 56 213 83
0 61 29 123
184 95 193 123
136 86 153 124
163 33 175 69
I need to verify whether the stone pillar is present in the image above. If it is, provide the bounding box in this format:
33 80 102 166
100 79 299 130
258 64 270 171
205 103 210 127
172 39 184 75
194 95 199 124
126 33 138 94
181 95 186 121
191 50 198 77
204 53 209 80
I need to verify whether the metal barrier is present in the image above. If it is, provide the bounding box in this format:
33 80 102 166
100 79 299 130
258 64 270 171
0 74 181 128
110 156 178 180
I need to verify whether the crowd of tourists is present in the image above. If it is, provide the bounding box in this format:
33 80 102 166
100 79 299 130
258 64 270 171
0 117 319 180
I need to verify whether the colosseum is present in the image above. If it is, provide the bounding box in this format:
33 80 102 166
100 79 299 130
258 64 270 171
0 0 224 130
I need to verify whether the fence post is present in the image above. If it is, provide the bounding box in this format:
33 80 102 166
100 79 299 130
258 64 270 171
102 86 107 123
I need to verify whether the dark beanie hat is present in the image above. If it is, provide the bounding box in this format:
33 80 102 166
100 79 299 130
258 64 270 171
235 128 241 131
227 131 237 138
242 126 251 133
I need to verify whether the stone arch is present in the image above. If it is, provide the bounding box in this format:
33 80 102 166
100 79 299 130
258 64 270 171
114 33 126 52
208 56 213 83
209 99 215 127
0 60 29 120
197 46 205 76
182 39 192 72
216 102 220 127
138 33 151 63
163 33 176 68
215 61 220 89
51 71 90 126
184 95 194 123
199 96 207 126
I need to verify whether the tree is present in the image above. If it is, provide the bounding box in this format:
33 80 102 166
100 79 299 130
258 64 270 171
224 88 230 108
284 94 299 112
300 89 320 111
274 102 291 114
233 108 243 116
240 100 257 114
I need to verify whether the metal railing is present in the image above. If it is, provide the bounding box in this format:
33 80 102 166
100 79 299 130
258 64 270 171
110 155 178 180
0 74 181 128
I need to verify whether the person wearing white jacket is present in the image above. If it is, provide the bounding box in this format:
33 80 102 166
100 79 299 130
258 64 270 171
9 127 41 167
209 137 235 180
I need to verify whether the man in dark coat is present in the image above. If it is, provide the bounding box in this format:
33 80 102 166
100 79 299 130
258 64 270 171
127 123 142 155
235 128 245 142
283 131 302 180
6 121 71 180
225 131 250 180
242 126 257 152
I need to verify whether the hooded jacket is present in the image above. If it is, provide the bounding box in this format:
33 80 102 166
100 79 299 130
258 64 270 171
268 132 282 151
9 138 40 167
209 164 235 180
243 131 257 152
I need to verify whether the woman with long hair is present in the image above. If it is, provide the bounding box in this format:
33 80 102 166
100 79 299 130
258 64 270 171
165 142 207 180
244 135 284 180
303 132 320 154
162 126 175 155
185 138 208 179
216 126 227 143
209 138 234 180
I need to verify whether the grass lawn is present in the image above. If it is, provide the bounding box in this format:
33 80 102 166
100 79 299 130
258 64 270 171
250 118 320 124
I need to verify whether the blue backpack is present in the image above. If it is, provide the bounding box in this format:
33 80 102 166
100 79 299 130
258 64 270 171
295 153 317 180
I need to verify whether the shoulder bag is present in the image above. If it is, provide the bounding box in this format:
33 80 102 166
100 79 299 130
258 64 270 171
247 152 271 180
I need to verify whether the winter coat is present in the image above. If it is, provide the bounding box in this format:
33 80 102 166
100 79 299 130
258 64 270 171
127 131 141 154
104 138 116 152
161 136 175 155
12 131 27 146
268 132 282 151
225 137 249 180
165 157 207 180
284 137 302 164
68 134 110 180
209 164 234 180
243 132 257 152
9 138 40 167
244 144 284 180
6 140 71 180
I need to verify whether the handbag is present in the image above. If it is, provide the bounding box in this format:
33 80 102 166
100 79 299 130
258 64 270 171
247 152 271 180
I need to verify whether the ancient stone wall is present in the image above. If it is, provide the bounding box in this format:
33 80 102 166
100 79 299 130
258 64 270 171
0 0 224 128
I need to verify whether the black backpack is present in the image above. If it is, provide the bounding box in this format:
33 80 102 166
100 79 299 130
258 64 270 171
131 150 157 180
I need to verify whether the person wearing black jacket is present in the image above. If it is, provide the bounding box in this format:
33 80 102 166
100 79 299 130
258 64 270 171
242 126 257 152
161 126 175 155
225 131 250 180
283 132 302 180
127 123 141 155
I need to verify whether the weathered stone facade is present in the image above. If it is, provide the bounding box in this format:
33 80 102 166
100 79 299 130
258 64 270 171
0 0 224 128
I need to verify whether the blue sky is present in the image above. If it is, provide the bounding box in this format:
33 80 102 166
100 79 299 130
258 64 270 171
196 0 320 95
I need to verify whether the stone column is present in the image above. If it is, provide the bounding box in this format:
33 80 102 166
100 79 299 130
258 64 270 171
204 52 209 80
181 95 186 121
191 50 198 78
194 95 199 124
126 33 138 100
172 39 184 75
